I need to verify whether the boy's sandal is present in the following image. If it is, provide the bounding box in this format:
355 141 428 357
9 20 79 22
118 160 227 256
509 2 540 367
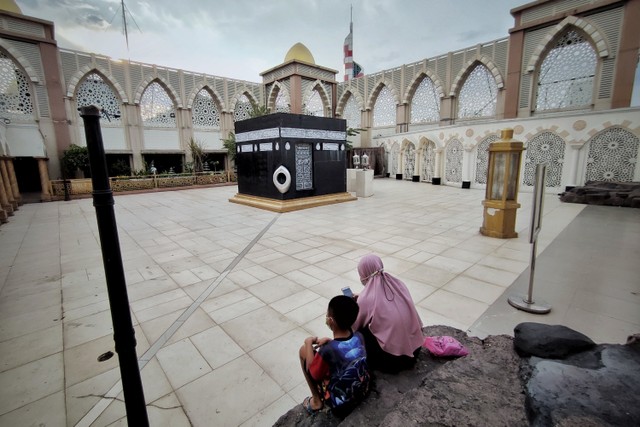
302 396 323 415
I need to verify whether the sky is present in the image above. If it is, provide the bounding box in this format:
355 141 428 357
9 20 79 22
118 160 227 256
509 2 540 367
16 0 527 83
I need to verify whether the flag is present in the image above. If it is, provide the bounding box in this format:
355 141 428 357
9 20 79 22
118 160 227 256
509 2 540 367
353 61 364 78
343 19 353 81
343 6 363 81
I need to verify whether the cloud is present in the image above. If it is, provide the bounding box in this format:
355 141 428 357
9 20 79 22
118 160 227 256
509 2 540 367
15 0 526 82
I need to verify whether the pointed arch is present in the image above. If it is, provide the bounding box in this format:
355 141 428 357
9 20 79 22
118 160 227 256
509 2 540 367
584 126 639 183
302 79 331 116
189 85 223 129
186 84 225 111
0 40 39 83
66 65 127 102
418 136 437 182
231 90 258 122
450 57 504 97
266 81 291 113
336 88 364 117
401 138 417 179
134 75 181 107
366 80 399 110
527 16 610 73
474 133 500 185
522 130 566 187
230 88 258 112
403 70 444 104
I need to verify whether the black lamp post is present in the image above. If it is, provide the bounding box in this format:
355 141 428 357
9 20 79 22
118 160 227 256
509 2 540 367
79 105 149 426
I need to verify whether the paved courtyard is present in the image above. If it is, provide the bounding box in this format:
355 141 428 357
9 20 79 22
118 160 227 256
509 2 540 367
0 179 638 426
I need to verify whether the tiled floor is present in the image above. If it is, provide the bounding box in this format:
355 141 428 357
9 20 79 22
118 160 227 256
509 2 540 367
0 180 638 426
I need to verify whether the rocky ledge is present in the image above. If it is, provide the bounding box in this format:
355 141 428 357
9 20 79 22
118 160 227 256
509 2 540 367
274 324 640 427
560 181 640 208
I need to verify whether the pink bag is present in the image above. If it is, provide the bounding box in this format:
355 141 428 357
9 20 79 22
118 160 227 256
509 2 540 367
422 336 469 357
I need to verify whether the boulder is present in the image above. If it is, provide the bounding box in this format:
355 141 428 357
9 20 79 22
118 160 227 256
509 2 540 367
524 344 640 426
274 326 527 427
514 322 596 359
274 325 640 427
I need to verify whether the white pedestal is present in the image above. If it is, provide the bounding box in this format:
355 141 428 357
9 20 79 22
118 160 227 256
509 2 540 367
347 168 357 192
355 169 374 197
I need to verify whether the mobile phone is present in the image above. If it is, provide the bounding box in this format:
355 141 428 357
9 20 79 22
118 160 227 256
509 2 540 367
341 286 354 298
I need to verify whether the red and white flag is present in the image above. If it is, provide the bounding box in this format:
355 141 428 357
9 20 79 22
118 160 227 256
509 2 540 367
344 7 363 81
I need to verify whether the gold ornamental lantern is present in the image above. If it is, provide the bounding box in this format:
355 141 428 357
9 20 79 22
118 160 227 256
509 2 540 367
480 128 524 239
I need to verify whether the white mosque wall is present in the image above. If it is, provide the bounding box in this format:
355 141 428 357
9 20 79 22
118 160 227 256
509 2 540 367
377 108 640 193
142 129 180 151
194 130 223 151
6 124 46 157
77 126 128 151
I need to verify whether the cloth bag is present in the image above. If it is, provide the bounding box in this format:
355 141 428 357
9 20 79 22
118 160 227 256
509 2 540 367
422 336 469 357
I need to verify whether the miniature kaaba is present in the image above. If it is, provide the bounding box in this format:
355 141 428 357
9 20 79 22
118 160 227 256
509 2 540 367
229 113 356 212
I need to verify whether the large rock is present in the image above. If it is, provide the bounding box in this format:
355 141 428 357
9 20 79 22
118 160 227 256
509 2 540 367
514 322 596 359
274 325 640 426
523 343 640 426
274 325 527 427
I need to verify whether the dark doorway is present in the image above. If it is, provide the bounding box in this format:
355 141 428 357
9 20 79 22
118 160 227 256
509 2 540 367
203 153 226 172
13 157 41 192
106 154 132 177
142 154 184 174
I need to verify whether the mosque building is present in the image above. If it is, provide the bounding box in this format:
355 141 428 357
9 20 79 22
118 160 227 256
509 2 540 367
0 0 638 214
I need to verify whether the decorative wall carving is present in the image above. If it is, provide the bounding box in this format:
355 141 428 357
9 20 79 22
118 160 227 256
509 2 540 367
445 139 463 182
585 128 639 182
523 131 565 187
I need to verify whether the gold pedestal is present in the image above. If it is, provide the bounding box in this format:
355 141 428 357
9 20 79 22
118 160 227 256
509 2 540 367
480 200 520 239
229 192 356 213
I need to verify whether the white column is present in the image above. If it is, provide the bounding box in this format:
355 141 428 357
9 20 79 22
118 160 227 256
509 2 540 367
434 148 443 184
462 144 473 188
565 144 582 188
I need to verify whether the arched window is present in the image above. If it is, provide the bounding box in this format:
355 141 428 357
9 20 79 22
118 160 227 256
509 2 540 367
373 86 395 127
140 81 176 127
342 95 361 129
275 90 290 113
192 89 220 129
475 135 500 184
457 64 497 118
76 73 121 124
234 94 253 122
585 128 639 182
535 29 596 111
0 51 33 119
304 89 324 117
523 132 565 187
410 77 439 123
445 139 463 183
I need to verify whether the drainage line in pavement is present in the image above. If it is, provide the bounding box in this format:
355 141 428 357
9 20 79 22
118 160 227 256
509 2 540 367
76 214 280 427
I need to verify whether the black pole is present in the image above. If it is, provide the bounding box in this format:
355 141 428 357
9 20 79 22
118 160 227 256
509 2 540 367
79 105 149 426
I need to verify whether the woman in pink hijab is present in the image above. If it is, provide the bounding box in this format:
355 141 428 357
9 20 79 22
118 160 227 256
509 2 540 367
352 254 424 373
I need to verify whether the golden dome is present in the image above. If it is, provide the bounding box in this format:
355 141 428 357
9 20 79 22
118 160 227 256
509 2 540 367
284 43 315 65
0 0 22 14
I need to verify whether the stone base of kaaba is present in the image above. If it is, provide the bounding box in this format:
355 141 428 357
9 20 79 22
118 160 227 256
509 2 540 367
229 192 356 213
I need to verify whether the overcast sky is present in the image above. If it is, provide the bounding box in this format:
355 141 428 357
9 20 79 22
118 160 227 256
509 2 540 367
16 0 526 82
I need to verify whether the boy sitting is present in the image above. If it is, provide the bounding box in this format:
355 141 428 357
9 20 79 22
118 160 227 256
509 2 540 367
298 295 371 418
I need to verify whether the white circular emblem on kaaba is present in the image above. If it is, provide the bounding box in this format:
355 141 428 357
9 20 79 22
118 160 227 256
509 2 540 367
316 143 321 150
237 146 240 153
285 142 291 150
273 165 291 194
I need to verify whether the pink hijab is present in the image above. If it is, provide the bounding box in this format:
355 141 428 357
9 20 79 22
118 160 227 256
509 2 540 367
352 254 424 357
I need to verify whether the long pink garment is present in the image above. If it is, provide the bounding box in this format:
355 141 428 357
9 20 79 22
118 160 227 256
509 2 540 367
352 254 424 357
